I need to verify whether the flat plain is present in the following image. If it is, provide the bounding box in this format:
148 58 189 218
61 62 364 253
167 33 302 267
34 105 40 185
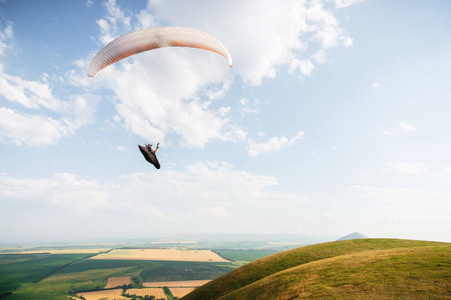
91 248 230 262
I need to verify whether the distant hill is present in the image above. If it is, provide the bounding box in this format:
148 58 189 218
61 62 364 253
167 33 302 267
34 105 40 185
337 232 368 241
181 239 450 300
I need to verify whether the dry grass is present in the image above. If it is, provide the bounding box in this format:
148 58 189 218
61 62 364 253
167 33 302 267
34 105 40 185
143 280 211 287
77 288 129 300
219 244 451 300
183 239 450 300
126 288 167 299
170 287 195 298
91 249 229 262
104 276 131 289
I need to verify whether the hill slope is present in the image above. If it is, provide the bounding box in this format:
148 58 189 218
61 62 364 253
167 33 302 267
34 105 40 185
182 239 450 300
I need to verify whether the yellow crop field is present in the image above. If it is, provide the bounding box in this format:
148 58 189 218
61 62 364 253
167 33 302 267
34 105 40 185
143 280 211 287
170 287 195 298
126 288 167 299
104 276 131 289
17 249 111 254
77 288 129 300
91 249 230 262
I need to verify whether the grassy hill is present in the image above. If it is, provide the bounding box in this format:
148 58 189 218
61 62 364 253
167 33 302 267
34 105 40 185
182 239 450 299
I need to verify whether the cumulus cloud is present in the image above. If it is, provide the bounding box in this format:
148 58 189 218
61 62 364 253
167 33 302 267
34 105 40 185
289 59 315 77
248 131 304 157
1 0 362 149
0 21 98 146
146 0 358 86
0 161 307 240
96 0 131 44
0 107 75 146
372 82 381 88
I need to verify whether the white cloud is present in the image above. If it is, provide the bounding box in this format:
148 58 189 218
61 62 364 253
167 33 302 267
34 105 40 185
0 71 63 111
85 2 241 148
0 22 98 146
0 107 75 146
332 0 366 9
248 131 304 157
383 162 430 175
372 82 381 88
0 161 308 240
96 0 131 44
146 0 357 85
397 121 417 132
0 21 13 55
289 59 315 77
2 0 361 149
0 79 98 145
239 98 260 117
66 0 361 149
382 121 417 136
312 50 327 64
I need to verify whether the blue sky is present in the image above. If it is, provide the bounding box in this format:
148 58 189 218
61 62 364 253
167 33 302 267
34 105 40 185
1 0 450 243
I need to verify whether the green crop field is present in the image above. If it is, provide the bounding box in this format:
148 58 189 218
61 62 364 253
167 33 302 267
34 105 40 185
139 261 237 282
215 250 278 263
0 253 88 298
54 258 147 274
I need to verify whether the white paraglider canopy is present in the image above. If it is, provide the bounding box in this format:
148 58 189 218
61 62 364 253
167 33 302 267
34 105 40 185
88 26 233 77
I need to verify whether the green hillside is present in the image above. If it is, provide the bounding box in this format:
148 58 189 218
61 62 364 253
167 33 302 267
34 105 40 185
182 239 450 300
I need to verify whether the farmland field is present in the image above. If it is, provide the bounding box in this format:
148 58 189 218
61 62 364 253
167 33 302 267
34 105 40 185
0 253 88 296
139 261 237 282
91 249 230 262
143 279 210 287
77 288 129 300
170 287 195 298
215 250 278 263
126 288 167 299
0 256 236 299
0 246 270 299
104 276 131 288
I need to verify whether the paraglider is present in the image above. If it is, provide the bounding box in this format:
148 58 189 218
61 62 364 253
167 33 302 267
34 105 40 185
87 26 233 77
138 143 160 169
88 27 233 169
